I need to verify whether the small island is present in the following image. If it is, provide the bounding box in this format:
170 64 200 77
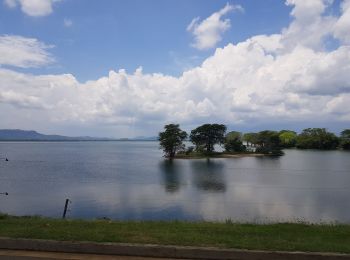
159 124 284 159
158 124 350 159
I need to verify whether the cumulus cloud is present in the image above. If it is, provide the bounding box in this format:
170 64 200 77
0 0 350 137
282 0 336 51
4 0 61 16
0 35 54 68
326 94 350 121
187 3 243 50
333 0 350 44
0 90 46 109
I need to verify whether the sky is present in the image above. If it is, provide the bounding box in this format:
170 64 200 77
0 0 349 138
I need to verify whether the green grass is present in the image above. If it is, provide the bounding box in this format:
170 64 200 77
1 214 350 253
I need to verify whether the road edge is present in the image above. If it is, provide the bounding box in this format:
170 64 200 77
1 237 350 260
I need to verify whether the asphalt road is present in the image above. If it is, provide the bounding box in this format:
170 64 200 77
0 250 186 260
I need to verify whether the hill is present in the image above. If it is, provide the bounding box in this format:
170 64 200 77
0 129 113 141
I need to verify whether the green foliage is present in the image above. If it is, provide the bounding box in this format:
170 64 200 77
243 132 258 146
185 146 195 155
296 128 339 150
159 125 345 157
341 140 350 150
0 214 9 220
190 124 227 154
224 131 246 152
279 130 297 148
159 124 187 158
226 131 242 141
255 130 284 156
341 129 350 137
340 129 350 150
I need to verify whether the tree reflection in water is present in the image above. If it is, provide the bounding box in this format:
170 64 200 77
159 160 182 193
190 159 226 192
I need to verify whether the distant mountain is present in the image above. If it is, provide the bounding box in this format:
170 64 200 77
0 129 114 141
0 129 158 141
131 136 158 141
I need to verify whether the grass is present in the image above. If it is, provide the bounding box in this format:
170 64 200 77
1 214 350 253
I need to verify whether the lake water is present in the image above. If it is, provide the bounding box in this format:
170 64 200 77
0 141 350 223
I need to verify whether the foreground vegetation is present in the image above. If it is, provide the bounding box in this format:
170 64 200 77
1 214 350 253
159 124 350 158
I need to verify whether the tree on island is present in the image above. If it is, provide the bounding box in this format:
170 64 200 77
243 132 258 147
296 128 339 150
158 124 187 158
190 124 227 154
255 130 284 156
224 131 246 152
279 130 297 148
340 129 350 150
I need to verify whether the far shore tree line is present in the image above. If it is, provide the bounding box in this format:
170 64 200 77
158 124 350 158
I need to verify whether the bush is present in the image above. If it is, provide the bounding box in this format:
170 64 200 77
185 146 195 155
341 140 350 150
224 138 246 152
340 129 350 150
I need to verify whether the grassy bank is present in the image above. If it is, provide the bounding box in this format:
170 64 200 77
1 215 350 253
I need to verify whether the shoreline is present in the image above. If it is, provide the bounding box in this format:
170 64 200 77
174 153 267 159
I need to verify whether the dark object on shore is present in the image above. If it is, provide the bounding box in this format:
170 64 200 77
62 199 71 219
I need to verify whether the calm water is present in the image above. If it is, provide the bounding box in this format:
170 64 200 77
0 141 350 223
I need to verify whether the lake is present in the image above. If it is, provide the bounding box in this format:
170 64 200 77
0 141 349 223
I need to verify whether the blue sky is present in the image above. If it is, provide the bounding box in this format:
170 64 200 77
1 0 293 81
0 0 349 137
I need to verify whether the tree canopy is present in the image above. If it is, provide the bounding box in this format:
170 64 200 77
158 124 187 158
296 128 339 150
243 133 258 147
341 129 350 137
224 131 246 152
279 130 297 148
158 124 348 158
255 130 284 155
190 124 227 153
340 129 350 150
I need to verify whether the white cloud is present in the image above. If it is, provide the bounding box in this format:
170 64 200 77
4 0 61 16
282 0 336 51
63 18 73 27
187 3 243 50
0 90 46 109
326 94 350 120
0 35 54 68
333 0 350 44
286 0 330 21
0 1 350 137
